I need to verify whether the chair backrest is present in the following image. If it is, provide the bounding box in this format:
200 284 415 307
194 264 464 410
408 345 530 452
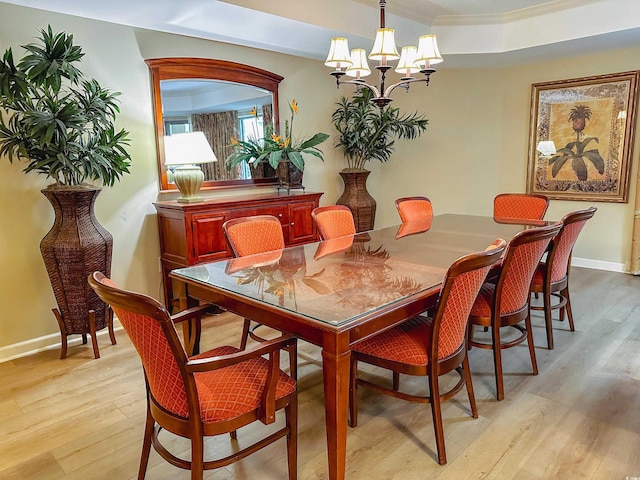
223 215 285 257
548 207 597 282
312 205 356 240
495 222 562 315
87 272 192 418
493 193 549 220
395 196 433 223
432 239 506 359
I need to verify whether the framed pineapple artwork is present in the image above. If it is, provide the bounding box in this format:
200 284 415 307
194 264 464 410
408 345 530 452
527 71 639 202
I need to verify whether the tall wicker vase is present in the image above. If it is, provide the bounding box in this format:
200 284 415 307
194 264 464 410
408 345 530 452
336 170 377 232
40 185 116 359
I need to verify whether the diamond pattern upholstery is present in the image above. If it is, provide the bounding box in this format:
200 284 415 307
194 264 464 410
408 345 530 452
88 272 298 480
530 207 596 349
224 216 285 256
312 205 356 240
468 222 561 400
349 239 506 465
353 266 491 364
395 197 433 224
493 193 549 220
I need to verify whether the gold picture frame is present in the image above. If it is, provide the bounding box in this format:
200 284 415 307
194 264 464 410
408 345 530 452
527 71 639 202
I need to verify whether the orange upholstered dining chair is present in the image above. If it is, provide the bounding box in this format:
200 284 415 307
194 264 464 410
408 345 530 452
349 239 507 465
468 222 561 400
530 207 596 349
311 205 356 240
223 215 297 378
395 196 434 223
88 271 298 480
493 193 549 220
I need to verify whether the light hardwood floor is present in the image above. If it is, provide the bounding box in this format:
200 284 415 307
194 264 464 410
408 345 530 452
2 267 640 479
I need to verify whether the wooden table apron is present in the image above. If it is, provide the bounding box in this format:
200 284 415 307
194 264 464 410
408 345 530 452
169 214 547 480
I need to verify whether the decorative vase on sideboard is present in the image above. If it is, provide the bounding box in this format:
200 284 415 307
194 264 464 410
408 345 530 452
40 185 116 359
276 159 304 193
336 170 376 232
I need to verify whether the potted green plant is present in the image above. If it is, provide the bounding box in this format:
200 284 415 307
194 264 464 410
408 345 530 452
227 99 329 192
331 88 428 231
0 26 131 359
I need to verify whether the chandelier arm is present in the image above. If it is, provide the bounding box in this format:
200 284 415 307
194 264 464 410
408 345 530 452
338 78 381 98
383 77 428 98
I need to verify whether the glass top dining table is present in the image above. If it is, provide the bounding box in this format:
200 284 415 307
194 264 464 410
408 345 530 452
170 214 550 480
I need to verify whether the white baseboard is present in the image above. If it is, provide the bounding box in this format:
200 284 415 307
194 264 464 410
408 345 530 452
0 320 123 364
571 256 626 273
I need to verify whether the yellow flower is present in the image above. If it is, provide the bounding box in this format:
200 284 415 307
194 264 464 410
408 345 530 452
249 106 257 117
230 136 239 145
271 133 281 142
290 99 298 114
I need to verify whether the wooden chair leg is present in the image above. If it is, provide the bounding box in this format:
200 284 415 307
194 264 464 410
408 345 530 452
88 309 100 359
286 392 298 480
191 432 204 480
564 287 575 331
492 325 505 401
462 354 478 418
429 371 446 465
543 287 554 350
288 346 297 380
349 357 358 428
524 312 538 375
240 318 251 350
107 307 117 345
138 409 154 480
392 372 400 391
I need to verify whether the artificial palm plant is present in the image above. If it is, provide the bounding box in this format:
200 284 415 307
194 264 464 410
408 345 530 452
331 88 428 171
0 26 131 359
330 88 429 231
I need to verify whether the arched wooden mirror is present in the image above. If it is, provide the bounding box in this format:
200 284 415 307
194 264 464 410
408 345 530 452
146 58 283 191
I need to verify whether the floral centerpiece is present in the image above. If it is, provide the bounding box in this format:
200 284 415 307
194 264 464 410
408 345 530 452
226 100 329 191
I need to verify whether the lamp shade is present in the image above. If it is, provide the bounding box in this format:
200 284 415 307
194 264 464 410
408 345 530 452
346 49 372 78
163 131 217 166
536 141 557 156
395 45 421 75
325 37 353 68
416 34 443 66
369 28 400 61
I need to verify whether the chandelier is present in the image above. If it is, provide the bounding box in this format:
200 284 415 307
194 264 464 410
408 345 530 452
324 0 443 108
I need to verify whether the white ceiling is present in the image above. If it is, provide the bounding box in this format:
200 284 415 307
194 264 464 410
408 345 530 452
3 0 640 67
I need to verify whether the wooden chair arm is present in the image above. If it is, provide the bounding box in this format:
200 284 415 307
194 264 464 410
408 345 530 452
186 335 297 425
170 304 211 324
185 335 297 372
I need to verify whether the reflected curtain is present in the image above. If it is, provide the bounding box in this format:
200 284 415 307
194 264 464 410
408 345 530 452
262 104 273 132
192 111 239 181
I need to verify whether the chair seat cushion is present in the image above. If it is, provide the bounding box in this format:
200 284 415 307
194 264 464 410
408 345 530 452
352 316 432 367
191 346 296 423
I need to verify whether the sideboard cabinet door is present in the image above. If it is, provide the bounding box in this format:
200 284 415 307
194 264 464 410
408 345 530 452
154 191 323 309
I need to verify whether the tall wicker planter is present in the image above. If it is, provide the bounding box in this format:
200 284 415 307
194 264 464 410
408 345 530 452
336 170 376 232
40 185 116 359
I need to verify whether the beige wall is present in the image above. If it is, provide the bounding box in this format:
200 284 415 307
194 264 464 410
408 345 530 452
1 2 638 355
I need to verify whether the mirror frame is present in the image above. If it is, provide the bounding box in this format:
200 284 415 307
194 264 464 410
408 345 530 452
146 57 283 191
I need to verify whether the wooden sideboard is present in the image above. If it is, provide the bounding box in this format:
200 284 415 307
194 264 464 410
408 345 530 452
154 191 323 308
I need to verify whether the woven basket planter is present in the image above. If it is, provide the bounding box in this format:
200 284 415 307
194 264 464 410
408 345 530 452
336 170 376 232
40 185 116 359
276 160 304 193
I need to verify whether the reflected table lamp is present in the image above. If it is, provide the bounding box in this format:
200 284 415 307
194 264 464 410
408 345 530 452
164 131 217 203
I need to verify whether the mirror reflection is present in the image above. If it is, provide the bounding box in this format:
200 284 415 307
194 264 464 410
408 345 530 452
161 79 274 182
146 58 283 191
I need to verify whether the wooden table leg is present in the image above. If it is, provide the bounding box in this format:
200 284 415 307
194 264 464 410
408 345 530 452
321 334 351 480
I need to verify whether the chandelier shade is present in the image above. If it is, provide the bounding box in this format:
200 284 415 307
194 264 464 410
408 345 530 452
325 0 443 108
346 49 372 79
